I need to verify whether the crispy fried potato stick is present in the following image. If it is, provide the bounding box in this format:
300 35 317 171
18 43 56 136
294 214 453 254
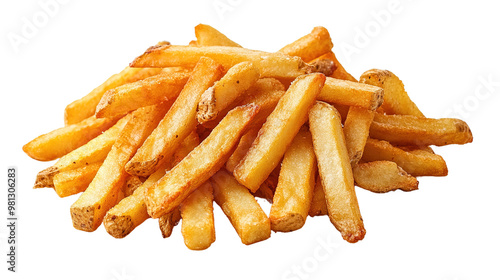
64 67 162 125
310 52 357 82
343 107 375 166
23 115 118 161
360 69 424 116
123 176 146 197
353 161 419 193
225 127 259 174
145 104 259 218
126 57 223 176
195 24 242 47
234 74 325 192
362 138 448 176
270 126 316 232
370 113 473 146
309 101 366 243
278 26 333 63
95 70 190 119
71 103 170 232
53 162 103 198
318 77 384 111
308 175 328 217
212 170 271 245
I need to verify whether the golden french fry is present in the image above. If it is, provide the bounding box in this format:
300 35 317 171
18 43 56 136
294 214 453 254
362 138 448 176
95 70 190 119
64 67 163 125
310 52 357 82
33 115 131 189
309 101 366 243
53 161 103 198
125 57 223 176
225 127 259 174
180 181 216 250
197 61 260 123
195 24 241 47
318 77 384 111
353 161 419 193
123 176 146 197
343 107 375 166
145 104 259 218
279 26 333 63
309 175 328 217
130 45 313 79
212 169 271 245
234 73 325 192
370 113 473 146
360 69 424 116
71 103 170 232
159 208 181 238
23 115 117 161
270 126 316 232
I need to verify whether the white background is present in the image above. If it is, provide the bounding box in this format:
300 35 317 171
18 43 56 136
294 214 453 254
1 0 499 279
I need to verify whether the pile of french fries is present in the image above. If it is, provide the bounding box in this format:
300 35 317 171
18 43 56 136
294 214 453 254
23 24 473 249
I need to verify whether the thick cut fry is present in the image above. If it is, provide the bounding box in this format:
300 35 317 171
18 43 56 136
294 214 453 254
344 107 375 166
353 161 419 193
71 103 170 232
124 176 145 197
270 127 316 232
159 208 181 238
234 74 325 192
145 104 259 218
360 69 424 116
309 176 328 217
64 67 162 125
370 113 473 146
195 24 241 47
33 115 131 189
95 70 190 119
130 45 313 79
309 101 366 243
310 52 357 82
362 138 448 176
317 77 384 111
126 57 223 176
23 115 117 161
180 181 216 250
212 170 271 245
278 26 333 63
53 162 102 198
197 61 260 123
226 127 259 173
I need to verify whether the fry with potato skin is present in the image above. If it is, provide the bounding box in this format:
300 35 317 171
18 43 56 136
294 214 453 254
318 77 384 111
353 161 419 193
212 169 271 245
195 24 241 47
309 101 366 243
343 107 375 166
126 57 223 176
309 176 328 217
310 52 357 82
64 67 162 125
23 115 117 162
145 104 259 218
362 138 448 176
123 176 146 197
279 26 334 63
270 126 316 232
369 113 473 146
53 162 103 198
234 73 325 192
71 103 171 232
95 70 190 119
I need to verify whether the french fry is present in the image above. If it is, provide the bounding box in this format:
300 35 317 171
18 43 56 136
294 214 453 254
212 170 271 245
180 181 216 250
159 208 181 238
197 61 260 123
310 52 357 82
309 176 328 217
362 138 448 176
23 115 118 161
370 113 473 146
225 127 259 174
360 69 424 117
353 161 419 193
64 67 163 125
124 176 146 197
145 104 259 218
130 45 313 79
125 57 223 176
343 107 375 166
269 126 316 232
95 70 190 119
309 101 366 243
53 161 103 198
279 26 333 63
234 73 325 192
71 103 171 232
195 24 242 47
33 114 131 189
317 77 384 111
